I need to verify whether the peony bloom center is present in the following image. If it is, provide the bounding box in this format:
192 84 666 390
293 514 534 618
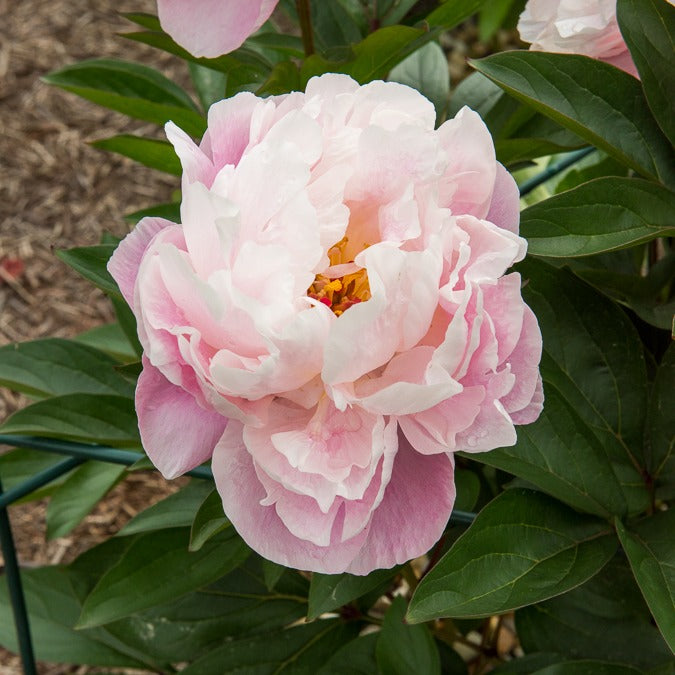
308 237 371 315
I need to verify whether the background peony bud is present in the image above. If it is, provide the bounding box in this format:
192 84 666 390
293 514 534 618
157 0 279 58
517 0 642 76
109 74 543 575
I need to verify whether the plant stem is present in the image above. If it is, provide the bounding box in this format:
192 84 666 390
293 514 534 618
296 0 315 56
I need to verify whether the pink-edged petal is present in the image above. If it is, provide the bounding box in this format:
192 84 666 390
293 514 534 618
486 162 521 234
213 422 453 575
603 50 639 78
437 107 497 220
203 92 260 169
344 433 455 575
136 356 228 479
107 217 174 308
157 0 277 59
398 385 485 454
500 304 543 416
511 375 544 424
483 273 525 365
213 421 371 573
165 122 217 188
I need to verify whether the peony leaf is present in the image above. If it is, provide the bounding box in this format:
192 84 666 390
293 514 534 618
119 480 214 536
647 344 675 495
43 59 206 138
317 633 379 675
307 566 399 620
519 259 650 514
617 0 675 145
531 663 642 675
90 135 181 175
99 555 309 664
77 527 250 628
0 394 140 447
407 489 616 622
616 511 675 652
74 322 140 363
388 42 450 122
0 338 134 399
377 597 441 675
426 0 485 29
472 52 675 186
179 619 359 675
520 177 675 257
473 384 626 517
189 487 230 552
55 244 120 297
46 461 126 540
0 567 152 669
516 555 673 669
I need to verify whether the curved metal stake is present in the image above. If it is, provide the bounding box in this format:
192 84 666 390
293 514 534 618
0 476 37 675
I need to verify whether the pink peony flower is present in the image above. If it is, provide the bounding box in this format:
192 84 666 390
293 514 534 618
517 0 641 77
156 0 279 58
109 74 543 575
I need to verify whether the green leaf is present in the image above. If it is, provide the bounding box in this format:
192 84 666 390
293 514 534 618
472 52 675 186
119 480 213 536
616 511 675 652
426 0 485 29
0 338 133 399
46 461 126 539
0 448 67 492
617 0 675 144
521 177 675 257
110 294 142 359
188 62 228 111
0 567 148 668
317 633 378 675
516 555 673 669
453 468 481 512
472 384 626 517
56 244 119 297
90 135 181 175
189 487 230 551
449 72 584 165
311 0 366 52
388 42 450 122
308 566 399 620
262 559 286 591
478 0 520 41
519 258 650 514
77 527 250 628
99 556 308 664
377 596 440 675
180 619 359 675
379 0 419 26
301 25 442 85
647 343 675 490
124 201 180 224
121 31 268 93
0 394 140 447
74 322 139 363
407 489 616 622
43 59 206 138
532 664 642 675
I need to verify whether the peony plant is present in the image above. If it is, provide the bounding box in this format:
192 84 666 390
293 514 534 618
0 0 673 672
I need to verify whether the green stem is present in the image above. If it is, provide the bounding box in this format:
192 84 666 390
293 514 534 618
296 0 315 56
